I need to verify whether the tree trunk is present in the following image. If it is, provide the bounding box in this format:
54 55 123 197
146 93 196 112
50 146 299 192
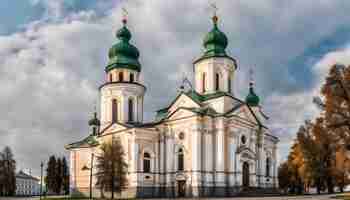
316 178 321 195
327 176 334 194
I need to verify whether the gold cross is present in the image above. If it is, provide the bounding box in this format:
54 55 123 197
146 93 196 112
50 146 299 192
249 68 255 84
122 7 128 19
210 2 218 17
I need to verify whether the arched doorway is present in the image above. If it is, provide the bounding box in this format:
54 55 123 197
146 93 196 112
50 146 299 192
177 180 186 197
242 162 250 188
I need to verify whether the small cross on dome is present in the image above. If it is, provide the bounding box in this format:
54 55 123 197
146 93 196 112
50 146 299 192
122 7 128 25
210 2 219 24
249 68 255 87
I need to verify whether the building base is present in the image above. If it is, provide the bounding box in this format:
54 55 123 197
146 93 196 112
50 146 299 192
71 186 279 198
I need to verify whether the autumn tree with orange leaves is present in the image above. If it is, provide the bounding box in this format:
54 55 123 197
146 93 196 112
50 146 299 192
279 64 350 194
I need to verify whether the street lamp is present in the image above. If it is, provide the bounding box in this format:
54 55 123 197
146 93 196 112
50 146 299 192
40 162 43 200
82 153 94 200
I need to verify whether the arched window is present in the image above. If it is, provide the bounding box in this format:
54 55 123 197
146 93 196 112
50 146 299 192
266 157 270 177
178 148 184 171
143 152 151 173
130 73 134 82
109 74 113 82
228 76 232 93
241 135 246 144
215 73 220 91
112 99 118 122
128 98 134 122
118 72 124 82
202 73 206 93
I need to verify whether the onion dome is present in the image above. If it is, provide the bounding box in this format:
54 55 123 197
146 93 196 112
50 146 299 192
202 15 228 58
106 19 141 72
88 112 100 126
245 82 260 107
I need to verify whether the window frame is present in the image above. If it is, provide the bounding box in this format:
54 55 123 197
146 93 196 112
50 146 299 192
215 73 220 91
177 148 184 171
119 72 124 82
202 73 206 93
112 99 118 122
143 152 151 173
128 98 134 122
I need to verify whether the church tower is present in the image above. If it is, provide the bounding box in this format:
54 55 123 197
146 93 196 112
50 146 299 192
193 13 237 95
100 16 146 126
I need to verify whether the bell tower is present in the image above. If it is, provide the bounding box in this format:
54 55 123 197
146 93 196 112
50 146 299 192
193 8 237 95
100 13 146 127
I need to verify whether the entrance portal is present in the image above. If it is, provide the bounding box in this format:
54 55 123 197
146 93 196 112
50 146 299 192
177 180 186 197
242 162 250 187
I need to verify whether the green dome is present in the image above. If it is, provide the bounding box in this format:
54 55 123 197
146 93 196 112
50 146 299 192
246 86 260 107
88 112 100 126
202 16 228 58
106 23 141 72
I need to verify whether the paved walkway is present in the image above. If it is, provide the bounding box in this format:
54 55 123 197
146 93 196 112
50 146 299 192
0 194 338 200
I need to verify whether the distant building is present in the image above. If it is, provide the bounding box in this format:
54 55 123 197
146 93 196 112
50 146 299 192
15 170 40 196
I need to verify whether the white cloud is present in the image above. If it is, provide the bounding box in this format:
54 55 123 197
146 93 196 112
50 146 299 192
1 0 350 175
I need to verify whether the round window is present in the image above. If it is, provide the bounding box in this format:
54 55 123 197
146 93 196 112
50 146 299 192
241 135 246 144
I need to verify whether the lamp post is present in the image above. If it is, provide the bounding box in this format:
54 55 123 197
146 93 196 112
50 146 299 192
111 137 115 199
40 162 43 200
82 153 94 199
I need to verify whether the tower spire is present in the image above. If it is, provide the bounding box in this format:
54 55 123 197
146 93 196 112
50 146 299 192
210 2 219 24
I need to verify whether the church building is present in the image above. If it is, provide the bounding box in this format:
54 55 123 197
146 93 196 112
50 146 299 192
65 12 279 198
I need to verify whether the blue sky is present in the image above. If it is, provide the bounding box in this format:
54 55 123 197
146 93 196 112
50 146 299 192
1 0 350 176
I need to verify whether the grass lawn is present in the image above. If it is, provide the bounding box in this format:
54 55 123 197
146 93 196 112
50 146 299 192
42 197 91 200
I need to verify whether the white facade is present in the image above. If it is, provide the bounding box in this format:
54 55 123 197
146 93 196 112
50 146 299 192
66 16 279 198
15 171 40 196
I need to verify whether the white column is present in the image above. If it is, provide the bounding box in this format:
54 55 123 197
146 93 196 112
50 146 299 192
204 130 213 187
166 132 174 186
160 135 165 186
129 135 138 187
154 140 160 187
215 118 225 187
228 134 236 186
191 121 202 195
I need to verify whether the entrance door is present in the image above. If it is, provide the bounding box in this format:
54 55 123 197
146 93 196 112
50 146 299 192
177 180 186 197
242 162 250 188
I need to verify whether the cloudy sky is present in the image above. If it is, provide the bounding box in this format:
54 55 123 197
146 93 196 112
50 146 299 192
1 0 350 176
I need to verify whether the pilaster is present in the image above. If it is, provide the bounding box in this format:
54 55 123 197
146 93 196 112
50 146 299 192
215 117 225 187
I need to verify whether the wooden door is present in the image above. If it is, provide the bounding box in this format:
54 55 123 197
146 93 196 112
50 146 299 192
242 162 250 187
177 180 186 197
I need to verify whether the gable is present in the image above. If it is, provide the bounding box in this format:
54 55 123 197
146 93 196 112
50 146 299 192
167 108 198 121
230 105 259 125
100 122 129 135
168 93 201 114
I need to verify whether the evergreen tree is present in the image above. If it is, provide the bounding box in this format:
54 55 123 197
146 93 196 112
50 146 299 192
95 140 128 199
0 146 16 196
61 157 70 195
55 158 63 194
46 155 57 194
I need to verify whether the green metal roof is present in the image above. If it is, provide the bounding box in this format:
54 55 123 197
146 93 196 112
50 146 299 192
106 21 141 72
65 135 99 150
88 112 100 126
195 16 229 63
245 86 260 107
